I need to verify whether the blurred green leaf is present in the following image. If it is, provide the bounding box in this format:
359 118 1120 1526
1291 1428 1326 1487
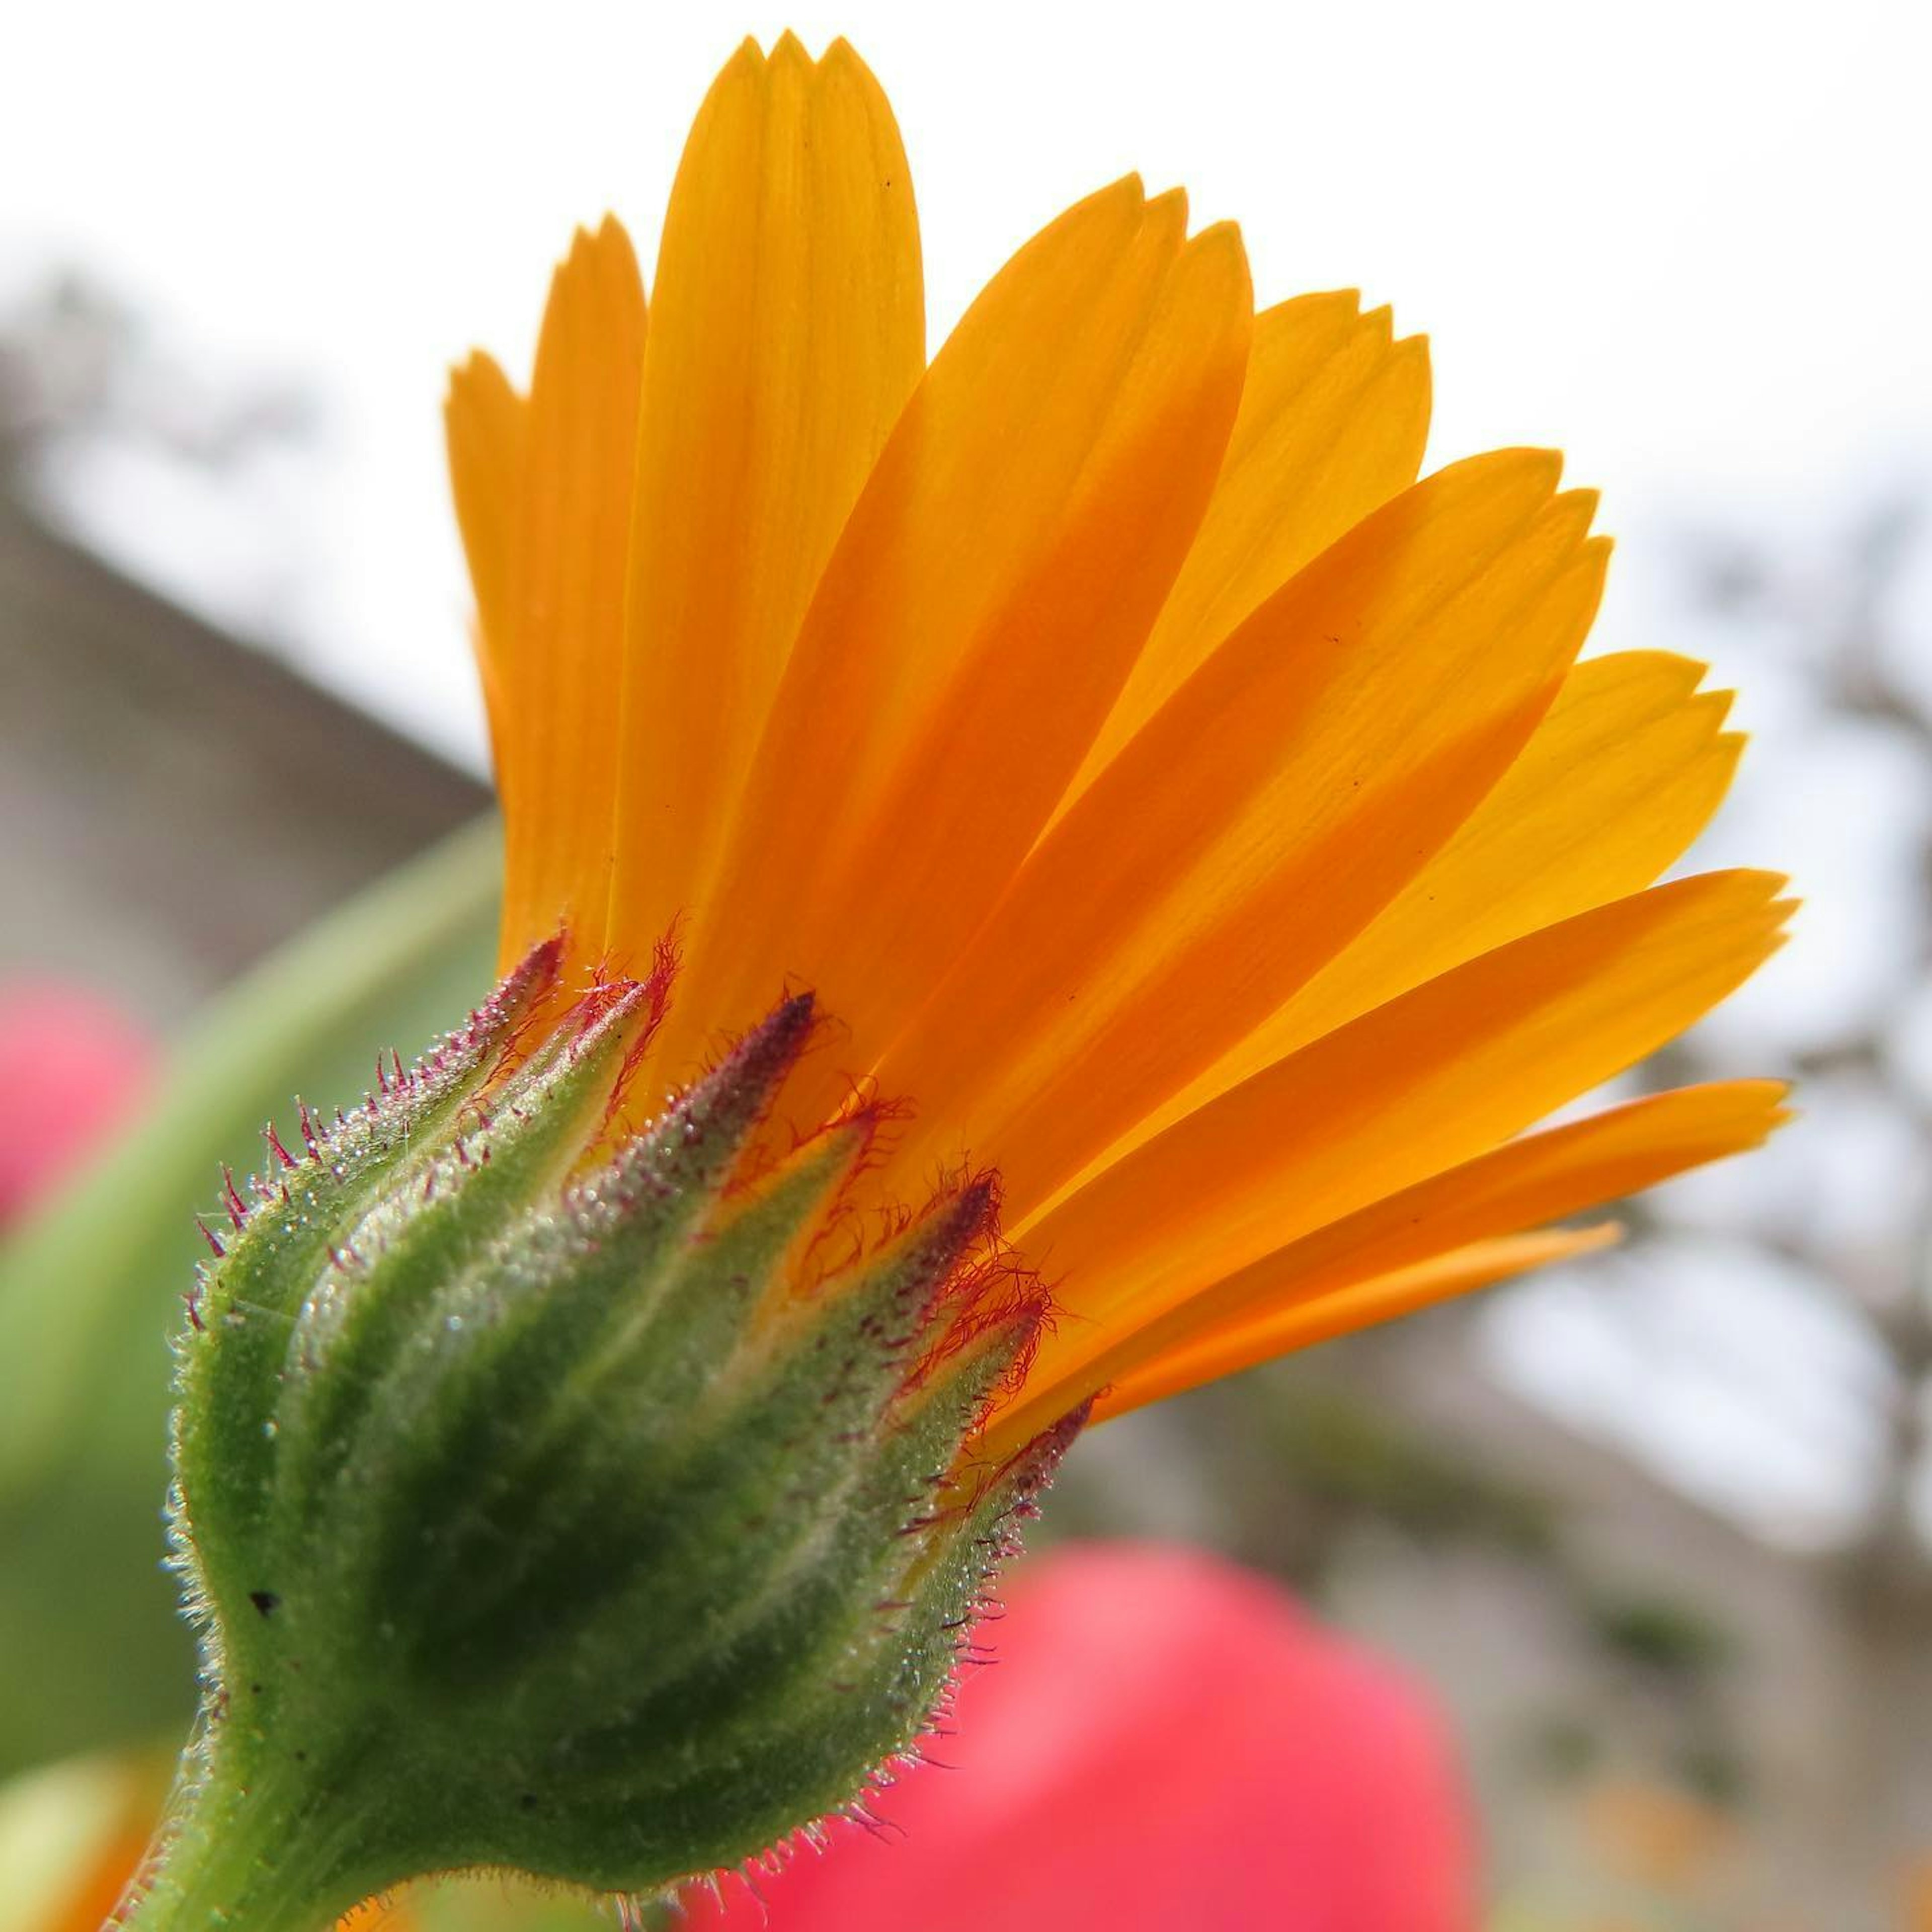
0 820 500 1779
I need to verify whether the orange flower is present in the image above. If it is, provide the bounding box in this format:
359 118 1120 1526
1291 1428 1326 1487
445 33 1787 1457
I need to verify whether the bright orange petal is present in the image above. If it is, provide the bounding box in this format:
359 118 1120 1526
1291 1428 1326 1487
1070 290 1431 790
877 450 1606 1215
1125 649 1744 1152
763 222 1254 1130
43 1828 153 1932
1009 869 1789 1401
661 179 1241 1078
988 1077 1787 1444
1092 1226 1622 1423
443 348 525 821
443 349 524 709
606 34 925 976
500 216 648 970
337 1899 420 1929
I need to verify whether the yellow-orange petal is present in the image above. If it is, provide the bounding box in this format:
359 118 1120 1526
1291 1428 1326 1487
877 450 1606 1215
42 1827 152 1932
1093 1227 1622 1423
659 178 1228 1076
1 1752 165 1932
1126 649 1744 1152
498 215 647 969
758 220 1255 1131
444 349 524 700
1070 290 1431 790
1011 869 1789 1397
605 33 925 975
443 349 525 807
337 1899 420 1929
988 1077 1787 1444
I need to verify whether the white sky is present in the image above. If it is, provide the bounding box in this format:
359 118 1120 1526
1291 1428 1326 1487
6 0 1931 1543
5 0 1928 762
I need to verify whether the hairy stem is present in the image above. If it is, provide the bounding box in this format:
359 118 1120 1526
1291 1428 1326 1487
115 1733 383 1932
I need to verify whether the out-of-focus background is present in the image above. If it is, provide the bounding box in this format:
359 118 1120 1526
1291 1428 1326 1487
2 2 1928 1925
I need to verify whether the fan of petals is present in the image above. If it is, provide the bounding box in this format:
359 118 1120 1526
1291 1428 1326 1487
445 34 1789 1445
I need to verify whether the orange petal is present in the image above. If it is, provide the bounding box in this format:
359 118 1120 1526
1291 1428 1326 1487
500 215 648 971
449 218 648 973
443 349 525 710
443 349 525 815
1010 869 1790 1401
337 1899 420 1929
662 179 1238 1078
1129 649 1744 1150
4 1753 168 1932
768 222 1254 1130
877 450 1607 1215
989 1077 1787 1444
42 1826 153 1932
1070 290 1431 790
1092 1226 1621 1424
605 34 926 977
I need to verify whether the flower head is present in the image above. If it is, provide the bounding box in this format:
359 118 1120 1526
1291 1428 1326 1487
136 33 1787 1929
446 32 1788 1458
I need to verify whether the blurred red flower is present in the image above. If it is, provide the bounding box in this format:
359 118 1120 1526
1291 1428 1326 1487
685 1540 1477 1931
0 980 155 1226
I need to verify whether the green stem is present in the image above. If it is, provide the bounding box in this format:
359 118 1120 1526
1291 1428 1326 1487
116 1735 385 1932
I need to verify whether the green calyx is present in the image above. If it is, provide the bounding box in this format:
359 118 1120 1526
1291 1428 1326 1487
127 943 1079 1930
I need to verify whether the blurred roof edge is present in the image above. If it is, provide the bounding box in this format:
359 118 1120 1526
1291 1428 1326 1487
0 484 488 1026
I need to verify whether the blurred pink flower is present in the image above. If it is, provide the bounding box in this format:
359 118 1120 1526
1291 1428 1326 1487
685 1540 1477 1931
0 980 155 1226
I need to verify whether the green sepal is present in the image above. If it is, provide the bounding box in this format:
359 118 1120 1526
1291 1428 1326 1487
174 935 567 1623
131 969 1080 1929
266 969 670 1556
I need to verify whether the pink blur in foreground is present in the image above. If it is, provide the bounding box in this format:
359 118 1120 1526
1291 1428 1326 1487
0 981 155 1225
686 1540 1477 1931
